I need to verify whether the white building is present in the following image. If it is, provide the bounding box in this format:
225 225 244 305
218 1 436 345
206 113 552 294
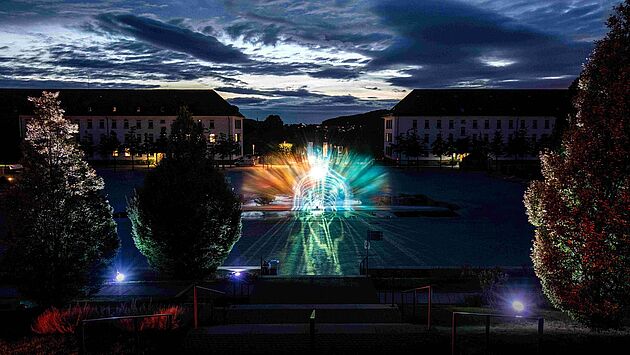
13 89 244 161
384 89 569 161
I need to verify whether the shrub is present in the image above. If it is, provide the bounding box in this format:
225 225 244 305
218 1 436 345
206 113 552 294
478 267 509 308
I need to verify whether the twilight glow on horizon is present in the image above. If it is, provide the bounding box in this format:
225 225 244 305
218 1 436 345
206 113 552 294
0 0 619 122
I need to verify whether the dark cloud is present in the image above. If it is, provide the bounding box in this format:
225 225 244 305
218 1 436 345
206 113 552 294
308 66 360 79
366 0 593 87
96 13 251 64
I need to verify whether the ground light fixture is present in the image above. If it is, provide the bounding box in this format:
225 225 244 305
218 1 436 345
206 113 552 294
115 271 125 282
512 299 525 314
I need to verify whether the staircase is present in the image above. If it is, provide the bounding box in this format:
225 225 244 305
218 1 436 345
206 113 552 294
184 276 433 354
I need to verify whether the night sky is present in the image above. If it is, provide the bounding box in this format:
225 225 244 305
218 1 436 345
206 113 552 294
0 0 619 122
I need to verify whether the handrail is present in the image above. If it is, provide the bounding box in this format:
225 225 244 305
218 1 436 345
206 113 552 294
309 309 316 342
400 285 432 330
451 311 544 355
193 285 226 329
80 313 173 354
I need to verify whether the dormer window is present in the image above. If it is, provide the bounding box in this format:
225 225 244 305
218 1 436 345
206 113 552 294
160 106 165 113
88 106 92 112
136 107 141 113
112 106 117 112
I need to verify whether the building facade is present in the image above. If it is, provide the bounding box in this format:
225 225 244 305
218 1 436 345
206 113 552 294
384 89 569 161
8 89 244 161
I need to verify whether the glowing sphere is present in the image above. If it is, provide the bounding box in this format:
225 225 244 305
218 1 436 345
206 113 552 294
115 272 125 282
512 300 525 313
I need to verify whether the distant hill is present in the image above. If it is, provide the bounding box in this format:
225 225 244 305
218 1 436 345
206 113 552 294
322 109 390 158
322 109 390 127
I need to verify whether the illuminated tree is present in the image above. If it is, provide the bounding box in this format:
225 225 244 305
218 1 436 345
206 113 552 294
123 127 141 170
128 106 241 279
524 1 630 328
1 92 119 306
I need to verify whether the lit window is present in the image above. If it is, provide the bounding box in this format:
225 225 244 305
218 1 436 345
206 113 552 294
208 134 216 143
234 133 240 142
112 106 117 112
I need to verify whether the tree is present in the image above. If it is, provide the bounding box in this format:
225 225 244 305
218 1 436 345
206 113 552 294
489 130 505 170
216 133 241 168
1 92 118 306
141 133 155 168
431 133 447 167
79 136 94 159
98 131 121 168
128 106 241 279
506 128 529 162
524 1 630 328
123 127 141 170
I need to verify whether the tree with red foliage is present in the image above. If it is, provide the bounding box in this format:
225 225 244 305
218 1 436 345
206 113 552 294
524 1 630 328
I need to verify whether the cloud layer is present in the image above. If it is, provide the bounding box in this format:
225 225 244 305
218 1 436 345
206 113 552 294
0 0 620 122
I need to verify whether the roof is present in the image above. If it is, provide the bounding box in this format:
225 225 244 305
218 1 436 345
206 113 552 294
0 89 243 117
391 89 570 117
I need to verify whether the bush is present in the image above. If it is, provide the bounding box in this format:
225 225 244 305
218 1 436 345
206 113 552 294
32 303 184 335
478 267 508 308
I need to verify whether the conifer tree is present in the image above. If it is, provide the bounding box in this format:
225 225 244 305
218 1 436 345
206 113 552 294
1 92 119 306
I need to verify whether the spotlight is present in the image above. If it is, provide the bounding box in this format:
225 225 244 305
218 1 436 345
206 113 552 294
512 300 525 313
233 271 241 277
115 271 125 282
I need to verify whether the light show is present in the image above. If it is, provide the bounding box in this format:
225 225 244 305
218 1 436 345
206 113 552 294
241 142 389 274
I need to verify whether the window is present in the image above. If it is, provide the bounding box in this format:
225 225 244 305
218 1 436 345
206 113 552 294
461 119 466 125
385 120 392 129
460 127 466 136
148 120 154 129
412 119 417 129
136 120 141 129
497 120 502 129
424 120 429 129
544 120 550 129
112 106 117 112
136 107 141 113
472 120 478 129
235 119 242 129
449 120 454 129
385 146 392 156
386 133 393 142
99 119 105 129
147 133 154 142
87 120 93 129
234 133 240 142
124 119 129 129
437 120 442 129
424 134 429 143
509 120 514 129
209 120 215 129
160 106 165 113
208 133 216 143
520 120 525 129
88 106 92 112
532 120 538 129
484 120 489 129
160 119 166 125
111 119 117 129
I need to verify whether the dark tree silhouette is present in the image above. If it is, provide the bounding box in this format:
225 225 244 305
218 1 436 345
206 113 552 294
525 1 630 328
128 106 241 279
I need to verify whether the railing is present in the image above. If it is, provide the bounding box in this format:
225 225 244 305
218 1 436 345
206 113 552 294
309 309 316 342
451 311 544 355
359 256 369 276
400 285 432 330
80 313 173 354
193 285 226 329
